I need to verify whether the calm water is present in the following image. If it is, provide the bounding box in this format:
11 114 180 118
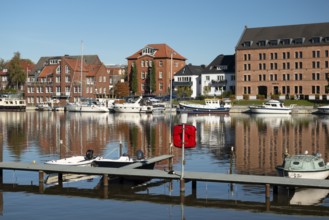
0 111 328 219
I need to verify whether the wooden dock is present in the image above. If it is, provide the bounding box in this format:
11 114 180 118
0 154 328 209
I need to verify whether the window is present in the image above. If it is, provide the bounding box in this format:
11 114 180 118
65 65 70 74
159 60 163 67
56 76 60 83
141 72 145 79
99 76 102 82
159 82 163 91
141 60 144 67
159 72 163 79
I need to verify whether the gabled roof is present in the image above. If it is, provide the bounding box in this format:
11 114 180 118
175 64 205 76
204 54 235 74
39 65 57 78
126 43 186 60
236 22 329 50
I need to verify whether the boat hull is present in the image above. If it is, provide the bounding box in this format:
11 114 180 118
66 103 109 112
45 156 102 166
178 103 230 114
249 107 291 114
276 166 329 179
317 106 329 114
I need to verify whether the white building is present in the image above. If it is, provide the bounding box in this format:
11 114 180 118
201 54 235 97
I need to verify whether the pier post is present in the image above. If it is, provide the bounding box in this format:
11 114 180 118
103 174 108 187
180 179 185 192
0 169 3 185
58 173 63 187
38 171 45 193
192 180 197 198
265 184 271 211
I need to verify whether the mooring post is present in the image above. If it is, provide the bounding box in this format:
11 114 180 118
58 173 63 186
265 183 271 210
192 180 197 198
0 169 3 185
38 170 44 193
103 174 108 187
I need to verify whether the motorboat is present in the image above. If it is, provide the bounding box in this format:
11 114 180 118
36 102 52 111
177 99 232 114
317 105 329 114
113 96 143 113
0 94 26 111
45 149 102 166
66 98 109 113
92 150 155 169
249 99 294 114
276 151 329 179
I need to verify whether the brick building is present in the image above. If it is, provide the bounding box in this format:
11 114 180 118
126 44 186 96
25 55 110 106
235 22 329 100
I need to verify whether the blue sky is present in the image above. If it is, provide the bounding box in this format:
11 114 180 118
1 0 329 65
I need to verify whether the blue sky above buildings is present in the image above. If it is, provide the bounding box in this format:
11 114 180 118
1 0 329 65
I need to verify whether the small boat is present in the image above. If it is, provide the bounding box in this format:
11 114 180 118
177 99 232 114
317 105 329 114
0 94 26 111
92 150 155 169
249 99 294 114
113 96 143 113
45 149 102 166
36 102 52 111
66 98 109 113
290 188 329 205
276 151 329 179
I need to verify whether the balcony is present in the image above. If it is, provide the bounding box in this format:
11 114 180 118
210 79 227 86
173 81 193 87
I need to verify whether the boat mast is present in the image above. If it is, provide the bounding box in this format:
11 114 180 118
80 41 83 100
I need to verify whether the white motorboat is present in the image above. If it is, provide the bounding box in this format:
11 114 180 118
249 99 294 114
177 99 232 114
66 98 109 113
113 96 143 113
317 105 329 114
36 102 52 111
92 150 155 169
45 149 102 166
276 151 329 179
0 94 26 111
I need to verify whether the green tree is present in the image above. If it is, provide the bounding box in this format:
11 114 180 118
130 62 138 95
0 58 6 70
176 86 192 98
7 52 26 90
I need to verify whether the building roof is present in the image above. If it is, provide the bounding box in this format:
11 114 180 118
126 43 186 60
236 22 329 50
204 54 235 74
39 65 56 78
175 64 206 76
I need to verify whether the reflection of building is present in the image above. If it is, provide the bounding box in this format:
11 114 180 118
234 115 329 175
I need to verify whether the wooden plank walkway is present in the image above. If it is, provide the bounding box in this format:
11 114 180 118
0 159 328 189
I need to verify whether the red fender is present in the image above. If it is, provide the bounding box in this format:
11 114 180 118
173 124 196 148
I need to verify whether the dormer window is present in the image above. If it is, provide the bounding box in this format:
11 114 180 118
142 47 156 56
269 39 278 46
311 37 322 43
323 37 329 43
243 41 252 47
293 38 305 44
258 40 266 46
280 39 291 45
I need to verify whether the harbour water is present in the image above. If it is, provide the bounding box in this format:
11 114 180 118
0 111 328 219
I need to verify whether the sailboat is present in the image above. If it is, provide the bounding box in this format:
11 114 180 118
66 42 109 113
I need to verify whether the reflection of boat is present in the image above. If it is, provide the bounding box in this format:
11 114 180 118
0 94 26 111
45 173 97 185
249 99 294 114
276 151 329 179
45 149 102 166
317 105 329 114
92 150 155 169
251 114 291 128
177 99 232 114
290 188 329 205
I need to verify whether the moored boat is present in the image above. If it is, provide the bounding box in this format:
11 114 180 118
317 105 329 114
276 151 329 179
177 98 232 114
66 98 109 113
113 96 143 113
0 94 26 111
249 99 294 114
45 149 102 166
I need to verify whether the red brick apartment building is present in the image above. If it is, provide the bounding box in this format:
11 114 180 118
126 44 186 96
235 22 329 100
25 55 111 106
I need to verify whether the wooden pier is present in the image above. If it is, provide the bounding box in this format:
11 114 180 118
0 155 328 210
